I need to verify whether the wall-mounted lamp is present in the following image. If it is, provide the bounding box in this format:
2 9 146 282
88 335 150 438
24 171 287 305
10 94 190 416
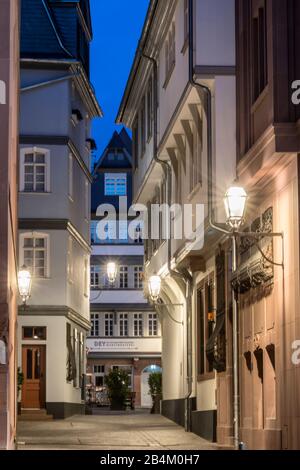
18 265 32 305
224 186 248 231
107 262 118 284
148 275 161 302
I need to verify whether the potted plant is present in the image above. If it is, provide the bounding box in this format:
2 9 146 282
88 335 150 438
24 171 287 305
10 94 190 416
17 367 24 415
104 368 129 411
148 371 162 414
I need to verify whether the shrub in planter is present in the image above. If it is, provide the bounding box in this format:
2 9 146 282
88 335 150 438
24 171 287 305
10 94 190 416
104 369 129 411
148 371 162 414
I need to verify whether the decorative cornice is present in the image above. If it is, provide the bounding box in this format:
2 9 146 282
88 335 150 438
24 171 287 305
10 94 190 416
237 122 300 189
18 305 91 331
19 219 91 253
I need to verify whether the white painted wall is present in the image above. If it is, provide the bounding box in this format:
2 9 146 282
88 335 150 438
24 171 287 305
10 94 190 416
90 289 147 305
195 0 236 67
18 316 85 405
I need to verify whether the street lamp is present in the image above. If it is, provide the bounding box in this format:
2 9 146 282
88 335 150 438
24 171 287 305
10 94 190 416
224 186 248 450
224 186 247 231
148 275 161 302
107 262 118 284
18 265 32 305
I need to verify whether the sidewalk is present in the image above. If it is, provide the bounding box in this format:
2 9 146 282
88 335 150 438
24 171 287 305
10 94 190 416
17 412 220 450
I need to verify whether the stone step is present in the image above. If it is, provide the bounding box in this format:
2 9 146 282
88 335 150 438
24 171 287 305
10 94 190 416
19 409 53 421
21 409 48 415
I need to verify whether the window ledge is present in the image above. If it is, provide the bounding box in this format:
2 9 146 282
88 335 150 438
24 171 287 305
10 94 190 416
163 62 176 90
20 191 51 195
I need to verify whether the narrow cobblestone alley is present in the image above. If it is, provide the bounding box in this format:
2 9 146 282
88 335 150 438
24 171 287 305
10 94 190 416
17 412 220 451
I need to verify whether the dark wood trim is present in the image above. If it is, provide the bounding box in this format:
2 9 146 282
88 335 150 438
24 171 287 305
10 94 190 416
194 65 236 76
19 218 69 230
20 135 69 145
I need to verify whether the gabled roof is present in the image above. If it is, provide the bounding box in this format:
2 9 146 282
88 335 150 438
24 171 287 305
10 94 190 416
93 128 132 173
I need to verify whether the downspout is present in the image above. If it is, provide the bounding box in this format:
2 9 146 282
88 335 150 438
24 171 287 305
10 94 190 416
141 50 194 432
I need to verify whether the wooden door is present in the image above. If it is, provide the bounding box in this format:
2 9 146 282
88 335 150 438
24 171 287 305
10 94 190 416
22 345 46 409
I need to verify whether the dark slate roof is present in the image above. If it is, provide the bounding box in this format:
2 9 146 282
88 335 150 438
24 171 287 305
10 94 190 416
21 0 73 59
119 127 132 154
94 128 133 172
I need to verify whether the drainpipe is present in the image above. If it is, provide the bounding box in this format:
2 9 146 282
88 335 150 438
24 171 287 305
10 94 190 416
141 50 193 432
188 0 239 448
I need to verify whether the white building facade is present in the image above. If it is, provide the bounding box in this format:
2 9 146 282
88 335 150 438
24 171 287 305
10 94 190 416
117 0 236 442
18 0 102 419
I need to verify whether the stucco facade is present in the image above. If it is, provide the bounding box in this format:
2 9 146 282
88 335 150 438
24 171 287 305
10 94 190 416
17 0 101 419
0 0 20 450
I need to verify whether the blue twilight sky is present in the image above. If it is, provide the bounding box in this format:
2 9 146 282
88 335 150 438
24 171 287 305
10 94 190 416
90 0 150 161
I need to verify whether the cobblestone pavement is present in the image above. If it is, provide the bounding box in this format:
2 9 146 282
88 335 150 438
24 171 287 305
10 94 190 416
17 411 220 450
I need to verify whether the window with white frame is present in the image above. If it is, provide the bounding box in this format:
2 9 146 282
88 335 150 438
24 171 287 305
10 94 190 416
134 313 143 337
85 179 89 221
105 313 114 337
140 96 146 155
68 154 74 200
183 0 189 45
94 365 105 388
20 148 50 193
190 118 203 191
91 266 101 288
165 22 176 84
90 314 99 337
147 76 153 141
67 236 74 283
20 233 48 278
119 266 128 288
104 173 127 196
134 266 143 289
84 257 89 297
148 313 158 336
119 313 128 337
